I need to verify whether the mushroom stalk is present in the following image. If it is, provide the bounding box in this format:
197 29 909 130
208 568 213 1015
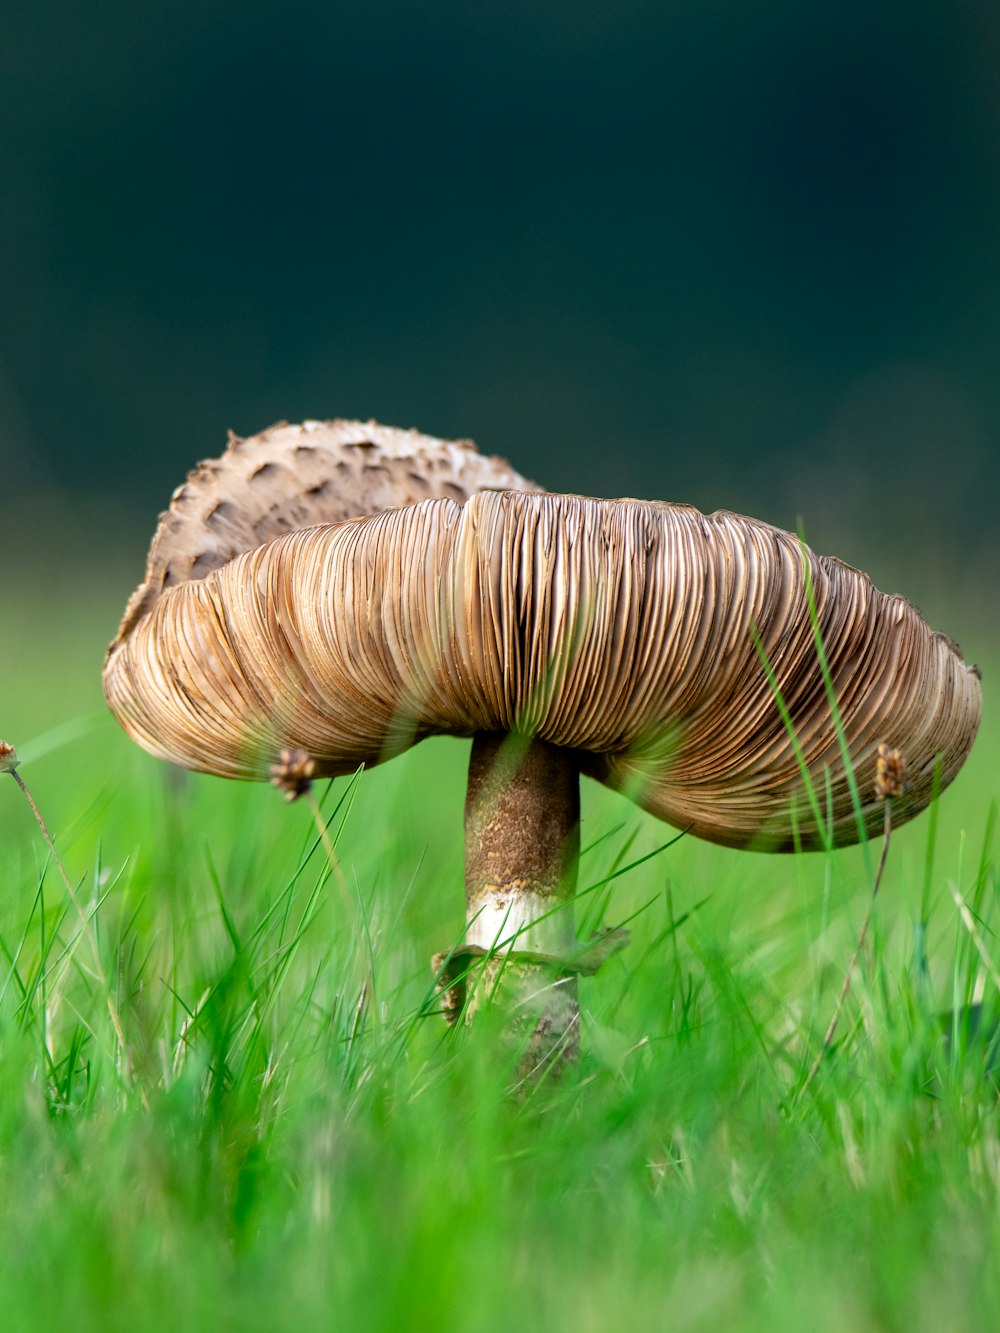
461 733 582 1080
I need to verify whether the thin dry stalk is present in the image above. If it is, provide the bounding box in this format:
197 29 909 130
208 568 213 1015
2 743 135 1092
304 787 358 927
800 798 894 1098
270 748 356 926
949 880 1000 996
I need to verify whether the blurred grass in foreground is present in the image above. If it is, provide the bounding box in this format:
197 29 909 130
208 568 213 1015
0 537 997 1333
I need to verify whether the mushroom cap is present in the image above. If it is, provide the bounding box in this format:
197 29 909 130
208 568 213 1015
105 488 982 851
110 418 538 649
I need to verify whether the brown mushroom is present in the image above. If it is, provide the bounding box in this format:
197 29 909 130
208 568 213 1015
104 426 982 1081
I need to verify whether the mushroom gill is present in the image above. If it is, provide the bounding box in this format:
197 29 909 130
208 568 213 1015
104 489 981 853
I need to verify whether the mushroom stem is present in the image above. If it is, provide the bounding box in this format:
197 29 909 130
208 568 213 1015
461 733 581 1080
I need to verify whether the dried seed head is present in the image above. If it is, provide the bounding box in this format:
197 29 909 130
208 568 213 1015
270 748 315 802
0 740 19 774
875 743 907 801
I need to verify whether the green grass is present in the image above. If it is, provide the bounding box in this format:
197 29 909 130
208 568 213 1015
1 563 998 1332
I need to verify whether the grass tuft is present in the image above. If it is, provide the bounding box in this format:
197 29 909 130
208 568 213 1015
0 599 997 1331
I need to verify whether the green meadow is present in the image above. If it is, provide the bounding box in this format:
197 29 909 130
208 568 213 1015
1 537 997 1333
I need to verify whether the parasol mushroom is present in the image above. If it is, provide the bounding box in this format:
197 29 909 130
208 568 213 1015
104 421 982 1080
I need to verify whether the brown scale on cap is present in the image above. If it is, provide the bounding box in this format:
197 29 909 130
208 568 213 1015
109 418 538 651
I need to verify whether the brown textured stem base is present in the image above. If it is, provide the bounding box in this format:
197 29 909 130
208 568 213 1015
470 955 580 1086
432 733 630 1084
454 733 582 1083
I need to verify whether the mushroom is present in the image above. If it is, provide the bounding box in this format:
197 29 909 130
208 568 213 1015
104 423 982 1080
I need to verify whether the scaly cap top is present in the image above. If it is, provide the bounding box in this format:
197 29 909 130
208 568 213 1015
109 418 538 651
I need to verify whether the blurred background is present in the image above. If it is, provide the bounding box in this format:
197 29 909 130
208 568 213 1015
0 0 995 1066
1 0 998 682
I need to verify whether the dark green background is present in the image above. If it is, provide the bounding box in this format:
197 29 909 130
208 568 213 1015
3 1 997 612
